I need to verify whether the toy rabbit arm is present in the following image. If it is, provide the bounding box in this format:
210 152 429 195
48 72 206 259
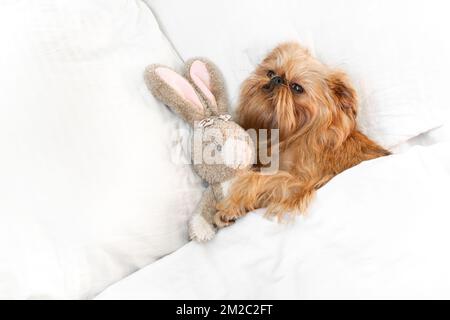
188 186 218 241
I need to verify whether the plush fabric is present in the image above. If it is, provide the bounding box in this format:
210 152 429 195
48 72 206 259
145 58 254 242
189 60 217 107
155 67 205 112
0 0 203 299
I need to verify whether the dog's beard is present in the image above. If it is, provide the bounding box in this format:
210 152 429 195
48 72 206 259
272 88 310 140
239 82 310 142
239 88 312 140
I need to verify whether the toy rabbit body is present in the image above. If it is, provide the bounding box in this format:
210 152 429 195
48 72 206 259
145 58 254 241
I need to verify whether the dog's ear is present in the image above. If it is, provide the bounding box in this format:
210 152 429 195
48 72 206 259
327 71 358 117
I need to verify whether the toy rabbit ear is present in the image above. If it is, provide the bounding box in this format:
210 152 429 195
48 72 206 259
185 58 230 115
145 64 212 126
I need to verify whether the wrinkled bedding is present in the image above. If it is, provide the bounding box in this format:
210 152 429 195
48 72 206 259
96 0 450 299
2 0 450 299
97 138 450 299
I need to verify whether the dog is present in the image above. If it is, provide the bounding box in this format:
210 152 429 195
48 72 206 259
214 42 390 226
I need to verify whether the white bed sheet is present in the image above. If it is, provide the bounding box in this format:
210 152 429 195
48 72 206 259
97 137 450 299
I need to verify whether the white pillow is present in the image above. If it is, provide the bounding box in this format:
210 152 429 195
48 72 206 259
0 0 202 299
146 0 449 148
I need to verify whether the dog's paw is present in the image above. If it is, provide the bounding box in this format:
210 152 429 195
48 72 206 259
189 214 216 242
214 210 238 228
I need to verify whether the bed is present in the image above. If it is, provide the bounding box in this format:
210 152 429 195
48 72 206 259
1 0 450 299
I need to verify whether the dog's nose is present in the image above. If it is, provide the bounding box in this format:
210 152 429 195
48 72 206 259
262 76 284 92
271 76 284 86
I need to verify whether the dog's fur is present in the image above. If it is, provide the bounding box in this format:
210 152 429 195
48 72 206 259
215 42 390 225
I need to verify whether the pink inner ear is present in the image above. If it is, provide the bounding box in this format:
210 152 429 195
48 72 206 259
190 60 217 107
155 67 204 114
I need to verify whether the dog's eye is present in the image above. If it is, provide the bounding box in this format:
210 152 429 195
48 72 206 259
290 83 304 94
267 70 276 78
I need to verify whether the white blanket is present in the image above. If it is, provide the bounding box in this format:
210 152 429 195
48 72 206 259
97 140 450 299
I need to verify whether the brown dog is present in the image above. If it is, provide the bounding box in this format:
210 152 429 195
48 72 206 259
215 42 390 225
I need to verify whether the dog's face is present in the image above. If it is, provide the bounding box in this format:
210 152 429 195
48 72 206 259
238 42 358 146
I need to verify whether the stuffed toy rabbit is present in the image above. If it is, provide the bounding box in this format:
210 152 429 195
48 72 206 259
145 58 254 241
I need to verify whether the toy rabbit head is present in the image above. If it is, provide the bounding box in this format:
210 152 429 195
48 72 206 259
145 58 254 184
